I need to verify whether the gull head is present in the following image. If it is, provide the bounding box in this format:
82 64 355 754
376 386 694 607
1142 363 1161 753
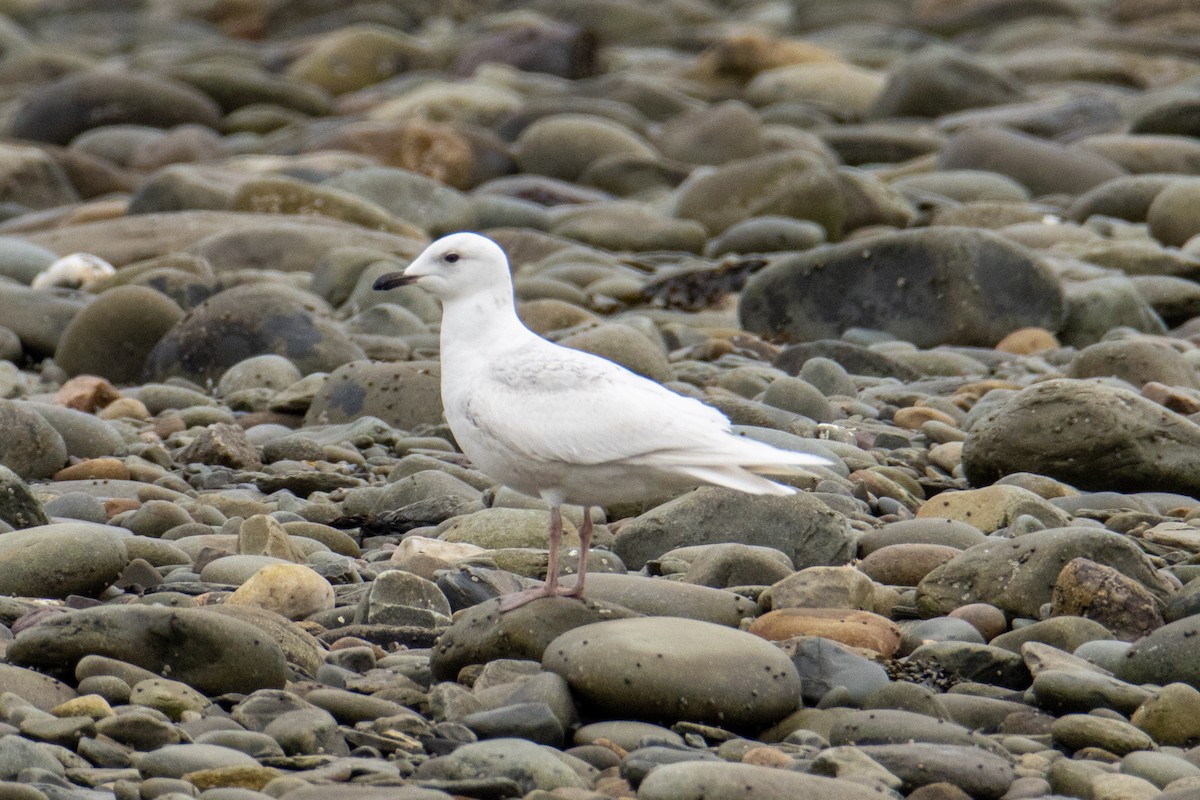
373 232 510 301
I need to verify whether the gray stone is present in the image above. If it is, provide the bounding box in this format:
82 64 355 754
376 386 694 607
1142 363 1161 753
0 465 49 529
638 761 888 800
963 378 1200 495
304 360 441 429
855 744 1016 799
8 605 287 695
740 228 1063 348
0 399 67 479
54 286 183 382
413 738 587 793
613 487 853 571
144 283 365 383
543 617 801 729
0 522 127 598
27 403 124 460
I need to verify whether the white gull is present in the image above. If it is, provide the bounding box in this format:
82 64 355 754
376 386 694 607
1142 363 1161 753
374 232 830 609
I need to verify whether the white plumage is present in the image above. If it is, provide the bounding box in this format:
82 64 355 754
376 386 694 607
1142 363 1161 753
374 232 830 609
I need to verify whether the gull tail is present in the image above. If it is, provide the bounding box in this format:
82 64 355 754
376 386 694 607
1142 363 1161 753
675 464 799 495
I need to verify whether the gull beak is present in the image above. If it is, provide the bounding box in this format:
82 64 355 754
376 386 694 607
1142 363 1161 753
373 272 417 291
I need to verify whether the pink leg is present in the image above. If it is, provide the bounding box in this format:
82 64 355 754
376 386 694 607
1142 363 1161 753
560 506 592 598
497 505 565 612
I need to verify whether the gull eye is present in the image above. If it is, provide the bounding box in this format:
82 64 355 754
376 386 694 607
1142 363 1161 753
444 252 460 264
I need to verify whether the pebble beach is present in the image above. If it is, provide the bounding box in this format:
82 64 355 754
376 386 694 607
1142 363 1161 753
2 1 1200 799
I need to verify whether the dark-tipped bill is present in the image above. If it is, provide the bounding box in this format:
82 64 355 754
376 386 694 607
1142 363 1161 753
373 272 417 291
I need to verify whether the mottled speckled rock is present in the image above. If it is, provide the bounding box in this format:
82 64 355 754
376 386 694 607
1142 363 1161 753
0 465 49 529
544 617 801 729
304 360 441 429
1119 616 1200 691
963 378 1200 495
8 605 287 694
740 228 1063 348
144 283 365 383
432 597 640 681
917 527 1170 618
413 738 587 794
613 487 854 571
915 484 1071 533
638 761 886 800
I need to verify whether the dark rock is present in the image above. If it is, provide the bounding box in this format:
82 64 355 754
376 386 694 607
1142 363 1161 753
962 378 1200 495
740 228 1063 348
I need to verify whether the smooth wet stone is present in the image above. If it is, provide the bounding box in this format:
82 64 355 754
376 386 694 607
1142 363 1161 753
858 518 987 554
637 760 885 800
516 113 655 182
1032 670 1151 717
28 403 124 461
739 227 1063 348
1130 683 1200 746
543 617 801 729
459 701 565 747
915 484 1071 533
768 565 876 610
324 167 474 236
431 597 640 682
1119 616 1200 690
0 399 67 479
1051 713 1155 756
54 285 183 382
144 283 365 383
750 608 902 657
859 543 960 586
854 744 1016 799
1148 177 1200 247
899 618 986 655
1060 276 1168 348
0 522 127 598
0 664 76 710
939 126 1127 196
225 564 335 621
917 527 1169 618
990 617 1114 654
134 742 258 779
1070 337 1199 389
963 378 1200 495
8 605 287 695
0 735 65 780
869 48 1025 119
571 573 756 626
674 151 845 237
677 543 794 588
358 569 451 627
613 487 853 571
304 360 441 429
413 738 588 793
231 176 421 237
9 70 221 145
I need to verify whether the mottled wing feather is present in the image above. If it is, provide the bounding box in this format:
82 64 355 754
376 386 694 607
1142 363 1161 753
464 348 743 468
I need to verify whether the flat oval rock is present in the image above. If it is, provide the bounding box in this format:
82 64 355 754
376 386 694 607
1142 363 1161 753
7 605 287 695
542 616 801 730
739 227 1064 348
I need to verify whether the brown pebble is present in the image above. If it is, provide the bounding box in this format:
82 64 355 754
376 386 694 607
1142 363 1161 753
54 375 120 412
53 457 131 482
742 746 794 768
97 397 150 421
749 608 902 657
948 603 1008 642
1142 381 1200 415
996 327 1059 355
858 543 960 586
1052 557 1163 642
906 782 974 800
892 406 957 429
103 498 141 519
